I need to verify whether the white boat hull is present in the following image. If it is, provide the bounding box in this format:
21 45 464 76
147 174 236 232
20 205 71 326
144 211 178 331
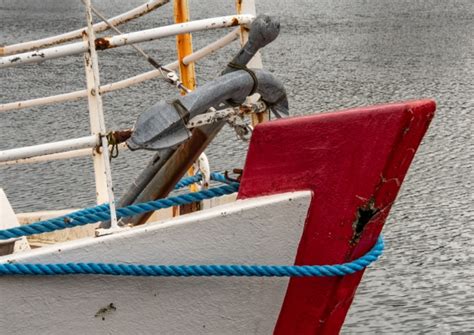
0 192 310 334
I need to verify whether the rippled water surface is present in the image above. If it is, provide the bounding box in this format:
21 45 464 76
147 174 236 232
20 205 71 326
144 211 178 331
1 0 473 333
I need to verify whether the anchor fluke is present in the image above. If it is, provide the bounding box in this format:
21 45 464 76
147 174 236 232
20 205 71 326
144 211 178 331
127 100 192 151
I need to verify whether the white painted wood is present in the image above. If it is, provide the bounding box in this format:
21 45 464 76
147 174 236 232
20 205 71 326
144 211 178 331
202 193 237 209
83 1 118 229
16 208 97 247
0 189 30 254
16 209 79 224
0 191 311 334
144 206 175 223
83 0 109 205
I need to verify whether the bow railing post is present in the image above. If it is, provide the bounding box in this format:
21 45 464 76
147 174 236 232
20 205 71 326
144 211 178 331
82 0 118 229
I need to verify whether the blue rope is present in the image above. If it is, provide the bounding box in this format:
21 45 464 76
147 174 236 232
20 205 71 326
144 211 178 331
0 173 238 240
174 172 229 189
0 171 385 278
174 174 202 189
0 237 384 277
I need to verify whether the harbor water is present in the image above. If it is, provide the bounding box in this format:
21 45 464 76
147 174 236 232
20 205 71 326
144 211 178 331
1 0 473 332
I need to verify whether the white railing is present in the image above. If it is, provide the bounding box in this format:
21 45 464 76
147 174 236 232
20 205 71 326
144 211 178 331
0 0 257 231
0 0 170 56
0 135 99 163
0 29 240 113
0 15 253 69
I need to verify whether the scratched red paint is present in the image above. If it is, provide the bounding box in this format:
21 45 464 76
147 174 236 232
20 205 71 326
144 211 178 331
238 100 435 334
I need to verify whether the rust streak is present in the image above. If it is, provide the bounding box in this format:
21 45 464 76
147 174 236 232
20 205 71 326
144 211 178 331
231 17 240 26
95 37 111 50
236 0 243 12
111 129 133 144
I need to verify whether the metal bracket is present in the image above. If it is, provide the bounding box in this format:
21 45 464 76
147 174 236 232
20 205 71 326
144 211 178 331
185 101 266 142
227 115 253 141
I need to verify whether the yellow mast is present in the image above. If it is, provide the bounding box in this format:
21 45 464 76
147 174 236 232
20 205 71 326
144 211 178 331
174 0 198 199
174 0 196 94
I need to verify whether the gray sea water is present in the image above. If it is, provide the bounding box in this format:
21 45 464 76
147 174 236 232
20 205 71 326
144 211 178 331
1 0 473 333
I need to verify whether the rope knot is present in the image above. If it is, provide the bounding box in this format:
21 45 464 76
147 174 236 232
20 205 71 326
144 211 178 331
105 129 132 160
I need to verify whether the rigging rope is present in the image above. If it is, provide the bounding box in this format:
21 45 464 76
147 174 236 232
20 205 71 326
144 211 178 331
82 0 190 92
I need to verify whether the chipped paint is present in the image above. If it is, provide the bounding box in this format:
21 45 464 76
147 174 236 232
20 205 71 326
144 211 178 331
31 52 45 58
94 303 117 321
351 198 379 244
95 37 111 50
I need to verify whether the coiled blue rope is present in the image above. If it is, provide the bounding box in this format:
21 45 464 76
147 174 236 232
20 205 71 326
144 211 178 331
0 237 384 277
0 173 238 240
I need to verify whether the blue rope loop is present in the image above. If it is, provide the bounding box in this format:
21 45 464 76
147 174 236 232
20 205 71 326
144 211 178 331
0 237 384 277
0 173 238 241
0 171 385 278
